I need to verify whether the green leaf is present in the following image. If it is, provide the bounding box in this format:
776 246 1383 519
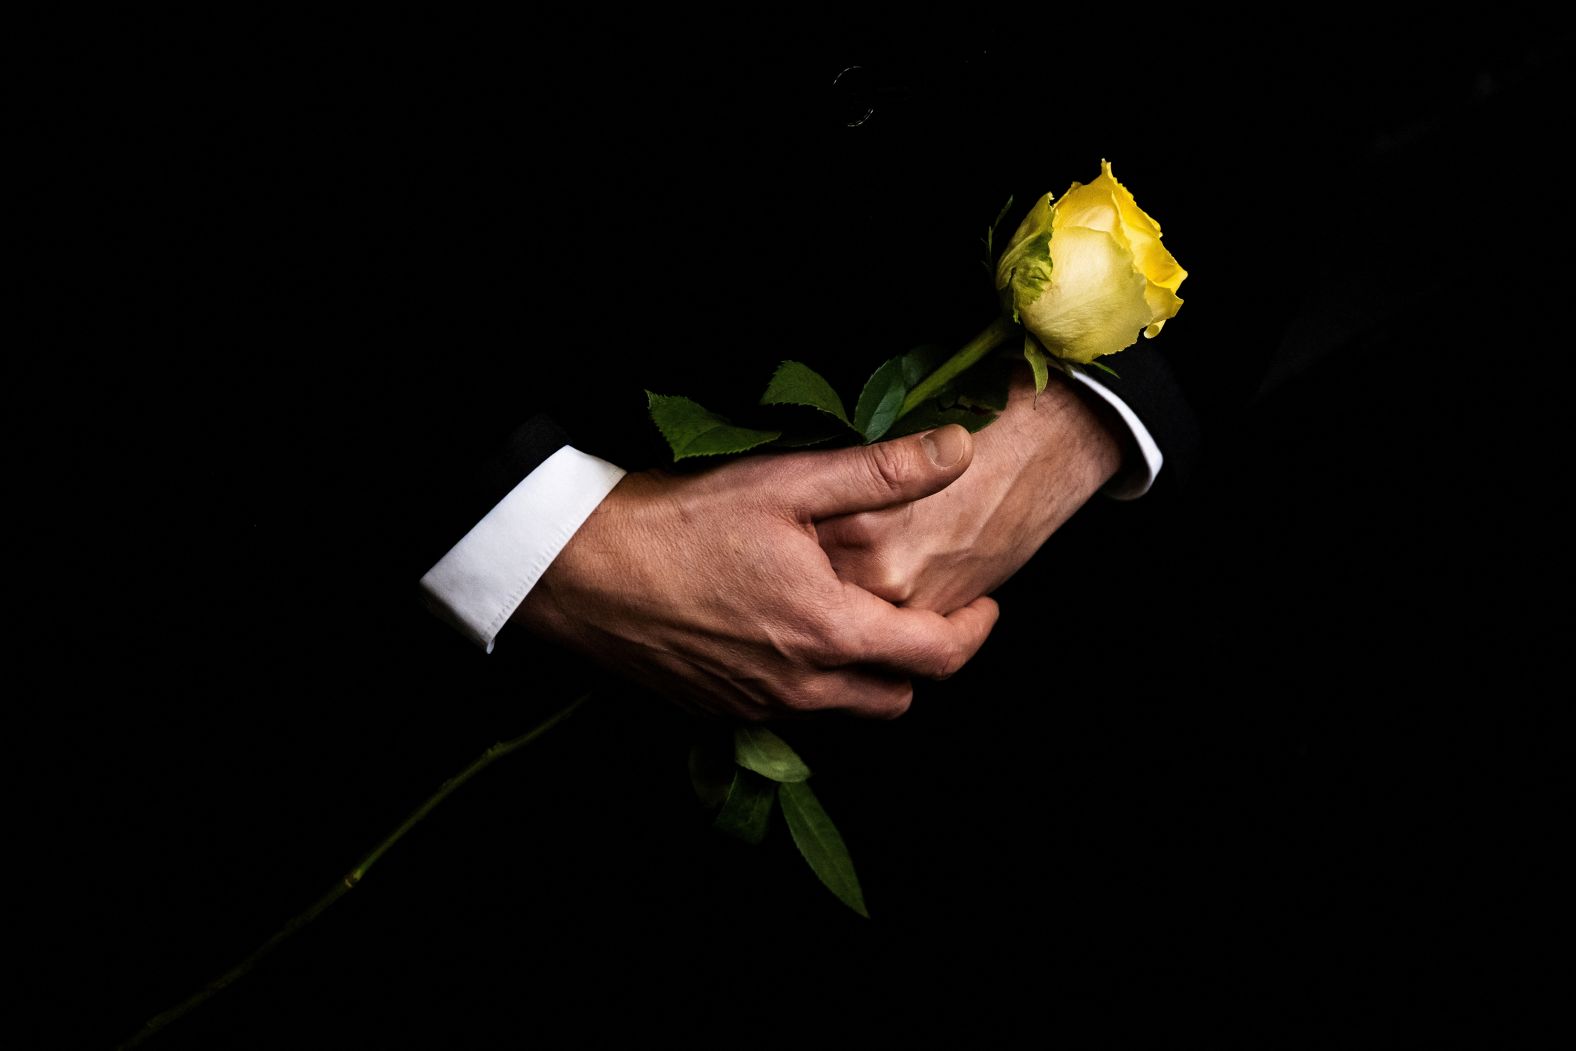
1023 333 1051 395
991 194 1017 235
886 405 997 439
712 768 776 845
852 357 909 442
647 392 781 461
760 361 850 425
779 781 868 918
953 354 1014 413
896 345 950 391
1088 359 1122 380
984 193 1016 270
733 726 811 783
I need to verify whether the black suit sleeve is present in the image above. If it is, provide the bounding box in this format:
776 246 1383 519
1076 343 1202 494
413 413 572 578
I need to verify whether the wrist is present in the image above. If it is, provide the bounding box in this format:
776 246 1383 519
511 473 638 645
999 365 1124 491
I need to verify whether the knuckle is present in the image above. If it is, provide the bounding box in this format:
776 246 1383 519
772 621 821 666
798 593 860 666
870 559 914 603
815 624 861 668
809 669 913 719
790 605 833 649
878 684 915 719
934 639 967 680
863 441 912 496
786 677 832 712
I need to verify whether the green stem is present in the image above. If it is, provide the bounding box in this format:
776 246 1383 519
117 692 592 1050
897 314 1020 420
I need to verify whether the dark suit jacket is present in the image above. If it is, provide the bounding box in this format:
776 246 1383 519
46 17 1565 1047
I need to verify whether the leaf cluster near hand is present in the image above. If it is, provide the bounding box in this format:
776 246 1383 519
649 349 1011 462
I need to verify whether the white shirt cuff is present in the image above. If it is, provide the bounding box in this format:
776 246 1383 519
1065 370 1164 500
419 446 626 653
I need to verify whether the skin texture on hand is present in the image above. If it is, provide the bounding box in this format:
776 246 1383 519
513 427 1001 720
818 367 1125 614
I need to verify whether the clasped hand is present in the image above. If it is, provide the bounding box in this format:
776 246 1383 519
516 369 1121 720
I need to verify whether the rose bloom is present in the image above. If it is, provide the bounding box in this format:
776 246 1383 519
995 160 1186 364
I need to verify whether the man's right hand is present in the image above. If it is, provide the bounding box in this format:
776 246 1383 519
512 425 999 720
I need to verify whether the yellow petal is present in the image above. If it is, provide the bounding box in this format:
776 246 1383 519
1101 159 1188 296
1050 176 1124 240
1128 226 1187 300
1099 160 1165 242
1020 226 1153 364
1147 291 1185 337
1142 282 1184 336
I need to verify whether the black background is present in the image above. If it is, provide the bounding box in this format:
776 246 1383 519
23 13 1570 1047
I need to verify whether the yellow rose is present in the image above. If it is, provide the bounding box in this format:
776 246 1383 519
994 160 1186 365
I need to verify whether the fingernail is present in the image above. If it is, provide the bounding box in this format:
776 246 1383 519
922 425 966 468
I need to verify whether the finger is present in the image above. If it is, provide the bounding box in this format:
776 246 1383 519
844 590 1000 680
782 425 974 520
795 668 916 720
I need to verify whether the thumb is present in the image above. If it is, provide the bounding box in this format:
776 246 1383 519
788 424 973 520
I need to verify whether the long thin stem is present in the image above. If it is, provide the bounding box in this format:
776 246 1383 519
896 314 1020 420
117 692 592 1049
